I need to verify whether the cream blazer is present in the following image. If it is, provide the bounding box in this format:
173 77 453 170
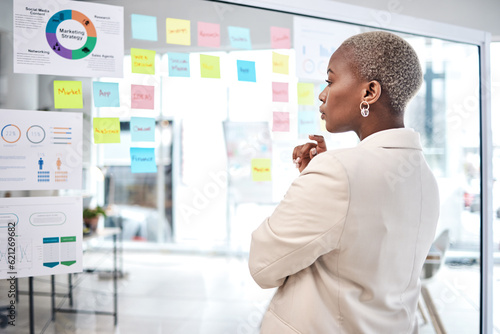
249 128 440 334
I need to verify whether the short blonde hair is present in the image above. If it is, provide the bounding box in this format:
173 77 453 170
340 31 423 114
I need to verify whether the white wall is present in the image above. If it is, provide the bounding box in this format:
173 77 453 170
330 0 500 38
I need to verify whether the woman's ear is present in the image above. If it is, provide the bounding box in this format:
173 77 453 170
362 80 382 104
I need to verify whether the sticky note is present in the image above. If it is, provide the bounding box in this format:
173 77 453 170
130 147 157 173
237 60 256 82
166 18 191 46
93 82 120 107
168 53 190 77
93 118 120 144
297 83 315 105
272 52 289 75
200 54 220 79
272 112 290 132
272 82 288 102
270 26 291 49
131 14 158 41
131 117 155 142
198 22 220 47
251 158 271 182
298 111 318 135
228 26 252 50
131 48 156 75
131 85 154 109
54 81 83 109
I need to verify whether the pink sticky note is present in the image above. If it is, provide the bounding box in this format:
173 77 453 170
272 82 289 102
131 85 154 109
198 22 220 48
272 112 290 132
270 26 291 49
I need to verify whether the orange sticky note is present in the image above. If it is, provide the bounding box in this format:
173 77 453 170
272 52 289 75
131 48 156 75
251 158 272 182
166 18 191 46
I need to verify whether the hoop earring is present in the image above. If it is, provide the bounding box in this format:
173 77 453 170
360 101 369 117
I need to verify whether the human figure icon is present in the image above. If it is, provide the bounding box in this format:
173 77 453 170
38 158 44 170
56 158 62 170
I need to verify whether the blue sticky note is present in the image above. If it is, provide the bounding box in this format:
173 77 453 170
228 26 252 50
168 53 190 77
298 111 319 135
131 14 158 41
130 117 155 142
93 82 120 107
237 60 256 82
130 147 157 173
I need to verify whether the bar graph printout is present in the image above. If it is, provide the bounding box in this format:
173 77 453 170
0 109 82 190
0 196 82 279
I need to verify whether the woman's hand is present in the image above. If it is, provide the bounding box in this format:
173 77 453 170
292 135 327 172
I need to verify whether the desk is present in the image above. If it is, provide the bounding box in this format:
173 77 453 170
52 227 122 326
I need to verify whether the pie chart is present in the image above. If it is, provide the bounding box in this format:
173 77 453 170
46 10 97 60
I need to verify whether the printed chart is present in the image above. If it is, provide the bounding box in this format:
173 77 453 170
0 109 82 191
0 196 82 279
14 0 124 77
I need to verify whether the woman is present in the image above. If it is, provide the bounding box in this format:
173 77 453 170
249 31 440 333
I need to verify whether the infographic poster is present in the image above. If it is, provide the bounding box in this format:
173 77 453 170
14 0 124 78
0 109 82 191
0 196 82 279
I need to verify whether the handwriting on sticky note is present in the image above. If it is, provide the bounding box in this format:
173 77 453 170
228 26 252 50
131 117 155 142
93 118 120 144
198 21 220 47
131 14 158 41
166 18 191 46
270 26 291 49
272 82 288 102
93 82 119 107
131 85 154 109
237 60 256 82
54 81 83 109
251 158 272 182
298 111 318 135
297 83 315 105
200 54 220 79
272 52 289 75
168 53 190 77
272 112 290 132
130 147 157 173
131 48 156 75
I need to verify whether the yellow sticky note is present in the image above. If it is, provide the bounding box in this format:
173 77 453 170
54 81 83 109
200 54 221 79
320 119 327 132
251 158 272 182
166 18 191 46
93 118 121 144
131 48 156 75
272 52 289 75
297 83 315 105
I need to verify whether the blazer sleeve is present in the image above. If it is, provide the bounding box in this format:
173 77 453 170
249 153 350 288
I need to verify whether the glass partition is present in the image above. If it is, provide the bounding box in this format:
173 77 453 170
0 0 487 332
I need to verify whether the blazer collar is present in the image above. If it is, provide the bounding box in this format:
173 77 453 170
358 128 422 150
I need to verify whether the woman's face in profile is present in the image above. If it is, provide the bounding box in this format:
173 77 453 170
319 47 364 133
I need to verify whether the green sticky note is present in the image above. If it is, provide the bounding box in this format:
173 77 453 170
200 54 220 79
131 48 156 75
54 81 83 109
93 117 121 144
297 83 315 105
251 158 271 182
